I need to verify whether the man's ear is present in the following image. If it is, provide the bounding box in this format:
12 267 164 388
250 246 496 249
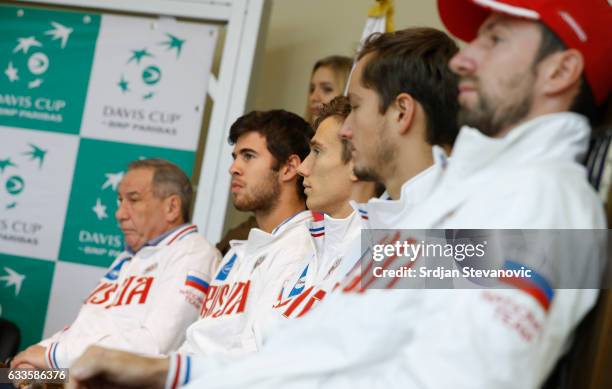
164 194 183 223
538 49 584 100
279 154 302 182
393 93 416 135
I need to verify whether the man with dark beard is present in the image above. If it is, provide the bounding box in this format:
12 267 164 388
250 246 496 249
168 109 316 358
227 110 312 233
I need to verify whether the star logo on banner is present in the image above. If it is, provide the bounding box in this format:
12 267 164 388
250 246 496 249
22 143 47 168
0 267 26 296
128 48 154 65
92 198 108 220
118 76 129 93
4 62 19 82
44 21 73 49
13 36 42 54
1 141 50 210
101 171 124 191
159 33 185 58
28 78 43 89
5 20 75 91
117 30 187 102
0 158 18 174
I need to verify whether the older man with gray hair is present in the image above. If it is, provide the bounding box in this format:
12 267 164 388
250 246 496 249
12 158 221 370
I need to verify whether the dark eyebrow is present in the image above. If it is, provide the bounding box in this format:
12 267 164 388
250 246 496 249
235 148 259 158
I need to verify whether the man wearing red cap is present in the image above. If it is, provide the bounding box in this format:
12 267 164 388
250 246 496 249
65 2 610 388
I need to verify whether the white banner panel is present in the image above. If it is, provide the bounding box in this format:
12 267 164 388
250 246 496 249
0 126 78 260
80 14 218 151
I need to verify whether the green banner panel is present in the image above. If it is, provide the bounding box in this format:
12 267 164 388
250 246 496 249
0 5 100 134
0 254 54 350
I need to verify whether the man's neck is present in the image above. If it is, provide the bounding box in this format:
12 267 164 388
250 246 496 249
255 197 306 233
328 201 354 219
350 181 378 203
128 221 185 253
495 100 575 138
384 142 433 200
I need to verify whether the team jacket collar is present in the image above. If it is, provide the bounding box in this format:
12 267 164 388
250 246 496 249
444 112 590 186
245 210 312 252
322 211 362 259
157 224 198 246
397 113 591 229
352 154 445 230
126 223 197 255
306 211 361 256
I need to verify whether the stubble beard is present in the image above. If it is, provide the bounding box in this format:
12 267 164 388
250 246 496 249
352 131 396 182
233 170 281 214
457 72 535 137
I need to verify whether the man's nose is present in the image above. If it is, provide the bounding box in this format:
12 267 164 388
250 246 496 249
339 118 353 140
297 155 312 178
449 45 478 77
115 201 127 221
229 159 241 176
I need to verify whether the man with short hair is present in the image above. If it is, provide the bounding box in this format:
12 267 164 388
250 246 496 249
176 109 317 358
265 96 380 327
300 96 380 218
12 158 221 370
343 27 459 200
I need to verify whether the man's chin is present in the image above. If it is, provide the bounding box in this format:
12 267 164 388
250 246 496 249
233 199 255 212
125 238 144 252
353 166 379 182
306 199 321 213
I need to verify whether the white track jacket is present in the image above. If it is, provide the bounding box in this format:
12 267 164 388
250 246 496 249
178 211 316 358
40 224 221 369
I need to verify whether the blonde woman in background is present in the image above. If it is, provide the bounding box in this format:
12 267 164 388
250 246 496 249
305 55 352 123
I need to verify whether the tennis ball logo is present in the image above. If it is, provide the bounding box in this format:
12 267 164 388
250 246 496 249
28 52 49 75
6 176 25 195
142 65 161 85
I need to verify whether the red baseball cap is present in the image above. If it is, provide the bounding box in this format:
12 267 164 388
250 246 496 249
437 0 612 104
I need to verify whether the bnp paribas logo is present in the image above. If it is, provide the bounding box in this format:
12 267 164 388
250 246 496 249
0 143 47 210
3 15 77 90
117 32 186 101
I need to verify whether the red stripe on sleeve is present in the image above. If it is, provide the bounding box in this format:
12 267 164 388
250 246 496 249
171 354 181 389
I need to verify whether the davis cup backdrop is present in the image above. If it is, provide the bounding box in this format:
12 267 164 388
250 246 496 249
0 4 218 349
